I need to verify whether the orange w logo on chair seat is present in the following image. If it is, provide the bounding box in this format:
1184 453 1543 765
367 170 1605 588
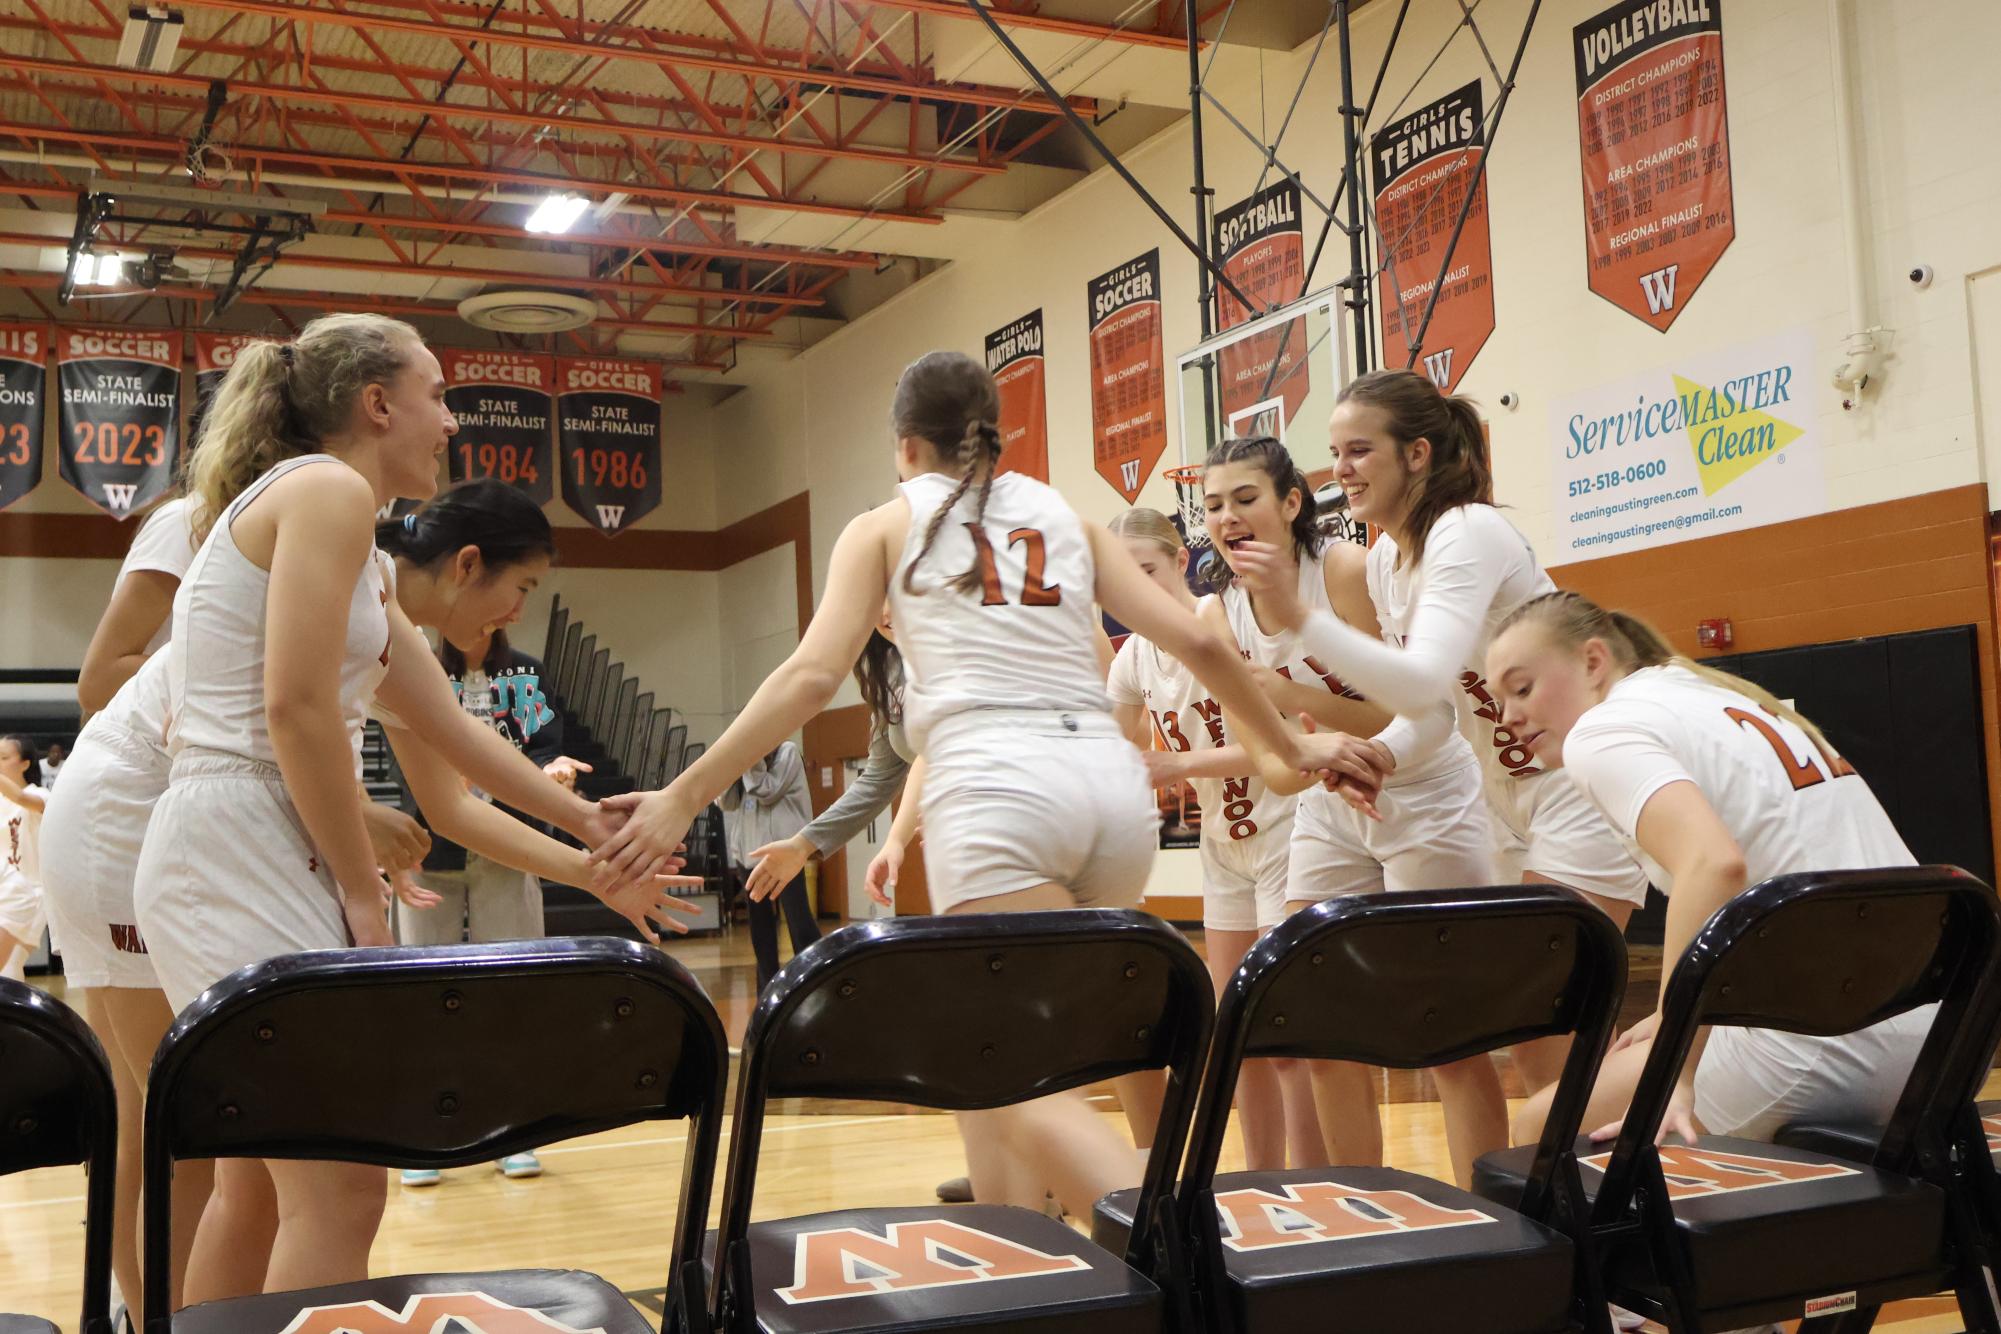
1212 1181 1496 1252
277 1291 609 1334
1580 1145 1860 1201
777 1220 1091 1306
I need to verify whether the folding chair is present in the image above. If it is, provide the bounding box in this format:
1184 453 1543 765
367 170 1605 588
709 909 1213 1334
642 709 675 789
610 677 640 774
1096 885 1626 1334
1474 866 2001 1333
623 691 655 780
143 939 728 1334
541 598 567 677
590 661 624 743
1 978 116 1334
556 621 586 703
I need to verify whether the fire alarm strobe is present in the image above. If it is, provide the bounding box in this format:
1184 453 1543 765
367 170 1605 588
1697 618 1734 650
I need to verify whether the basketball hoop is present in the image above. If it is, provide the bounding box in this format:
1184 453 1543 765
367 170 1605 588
1163 463 1210 551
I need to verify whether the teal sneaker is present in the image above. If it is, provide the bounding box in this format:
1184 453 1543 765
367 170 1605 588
496 1151 543 1179
400 1168 442 1187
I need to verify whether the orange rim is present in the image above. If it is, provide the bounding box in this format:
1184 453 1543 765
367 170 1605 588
1162 464 1204 485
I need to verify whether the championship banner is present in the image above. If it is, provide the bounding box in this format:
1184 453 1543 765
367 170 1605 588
0 324 45 513
441 349 554 506
556 356 661 536
1214 180 1308 434
57 327 180 518
1372 81 1495 392
1574 0 1735 330
190 333 273 454
985 310 1048 481
1087 251 1169 502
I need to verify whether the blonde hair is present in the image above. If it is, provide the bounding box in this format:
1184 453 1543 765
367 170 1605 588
186 314 422 542
1499 591 1839 764
1108 507 1183 557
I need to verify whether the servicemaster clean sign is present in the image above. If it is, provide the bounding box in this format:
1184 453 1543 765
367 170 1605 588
1552 327 1821 559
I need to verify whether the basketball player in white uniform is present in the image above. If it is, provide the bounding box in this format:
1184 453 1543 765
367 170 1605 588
1488 592 1933 1143
592 351 1359 1219
0 737 49 981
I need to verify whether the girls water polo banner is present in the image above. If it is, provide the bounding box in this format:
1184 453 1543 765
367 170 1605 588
57 327 180 518
1574 0 1735 331
0 324 44 513
441 349 555 506
985 309 1048 481
1372 80 1495 393
1213 180 1308 435
190 333 272 455
1086 250 1168 502
556 356 661 536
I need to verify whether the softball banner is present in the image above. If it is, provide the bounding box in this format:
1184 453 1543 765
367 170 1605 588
1087 251 1168 502
1372 80 1494 392
986 309 1048 482
190 333 273 453
0 324 44 513
1214 180 1308 433
58 327 180 518
556 356 661 536
1553 326 1819 559
441 349 554 506
1574 0 1735 331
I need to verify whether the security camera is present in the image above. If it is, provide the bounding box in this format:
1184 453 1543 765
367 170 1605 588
1498 391 1519 411
1909 265 1934 289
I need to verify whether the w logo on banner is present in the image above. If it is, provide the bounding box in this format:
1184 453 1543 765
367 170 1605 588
1421 349 1454 388
1120 459 1141 491
1639 264 1681 316
103 482 139 511
595 505 625 530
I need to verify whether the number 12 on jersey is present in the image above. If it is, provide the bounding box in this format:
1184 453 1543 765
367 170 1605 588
966 523 1063 607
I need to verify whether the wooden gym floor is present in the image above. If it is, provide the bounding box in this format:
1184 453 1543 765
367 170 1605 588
0 926 1978 1332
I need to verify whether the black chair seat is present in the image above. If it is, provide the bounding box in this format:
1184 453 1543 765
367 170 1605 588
1104 1166 1573 1334
1475 1135 1947 1313
718 1205 1159 1334
1776 1098 2001 1166
0 1315 60 1334
171 1270 650 1334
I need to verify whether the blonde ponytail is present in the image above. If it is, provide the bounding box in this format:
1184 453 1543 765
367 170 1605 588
1108 507 1184 558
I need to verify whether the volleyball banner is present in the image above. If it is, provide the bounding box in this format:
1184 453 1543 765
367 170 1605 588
441 349 555 506
1087 251 1169 502
57 327 180 519
190 333 274 455
1574 0 1735 331
556 356 660 536
1372 80 1495 393
0 324 44 513
1214 180 1308 432
986 309 1048 482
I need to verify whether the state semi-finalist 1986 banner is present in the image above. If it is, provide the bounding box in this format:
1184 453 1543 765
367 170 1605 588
1575 0 1734 331
191 333 273 454
986 309 1048 482
1214 180 1308 437
58 327 180 518
1087 250 1168 502
441 349 555 506
0 324 44 513
1372 80 1495 393
557 356 661 537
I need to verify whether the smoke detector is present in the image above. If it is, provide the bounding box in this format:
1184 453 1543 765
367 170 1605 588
457 289 596 333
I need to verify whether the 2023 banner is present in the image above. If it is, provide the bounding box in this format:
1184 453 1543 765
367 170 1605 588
557 356 661 536
58 327 180 518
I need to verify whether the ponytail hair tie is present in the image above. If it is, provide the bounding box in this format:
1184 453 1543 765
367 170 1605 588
278 343 295 368
403 513 417 533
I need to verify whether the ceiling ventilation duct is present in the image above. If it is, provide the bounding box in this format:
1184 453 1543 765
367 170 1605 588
457 289 596 333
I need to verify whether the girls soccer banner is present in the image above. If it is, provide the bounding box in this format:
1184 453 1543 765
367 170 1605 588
556 356 661 536
1087 251 1169 502
985 310 1048 481
1574 0 1735 331
1214 180 1308 433
57 327 180 518
0 324 44 513
441 349 555 506
190 333 272 454
1372 81 1495 392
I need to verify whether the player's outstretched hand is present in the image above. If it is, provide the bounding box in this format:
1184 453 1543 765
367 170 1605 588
589 788 699 893
1293 719 1393 818
1141 748 1188 788
361 800 431 872
864 840 903 908
747 835 813 902
390 868 443 911
1229 541 1307 632
595 873 705 942
544 756 593 790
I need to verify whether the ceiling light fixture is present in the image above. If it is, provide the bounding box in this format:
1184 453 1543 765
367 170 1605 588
524 192 589 234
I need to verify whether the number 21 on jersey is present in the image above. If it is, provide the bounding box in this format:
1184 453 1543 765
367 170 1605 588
966 523 1063 607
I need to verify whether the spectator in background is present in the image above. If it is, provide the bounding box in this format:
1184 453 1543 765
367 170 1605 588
723 740 822 988
40 742 65 789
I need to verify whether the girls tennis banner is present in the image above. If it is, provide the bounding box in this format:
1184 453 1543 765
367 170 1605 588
441 349 555 506
1575 0 1735 331
58 327 179 518
1087 251 1168 502
557 356 660 536
986 309 1048 481
1372 80 1495 392
190 333 271 454
1214 180 1308 434
0 324 44 513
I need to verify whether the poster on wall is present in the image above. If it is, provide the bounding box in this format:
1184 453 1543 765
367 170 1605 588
441 349 555 506
1574 0 1735 331
985 309 1048 481
1214 180 1308 433
1087 251 1169 502
190 333 274 455
556 356 661 537
57 327 180 518
0 324 44 513
1552 326 1819 560
1372 80 1495 392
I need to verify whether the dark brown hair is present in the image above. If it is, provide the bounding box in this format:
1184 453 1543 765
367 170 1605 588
894 351 1004 596
1336 368 1491 567
854 630 903 726
1200 434 1321 590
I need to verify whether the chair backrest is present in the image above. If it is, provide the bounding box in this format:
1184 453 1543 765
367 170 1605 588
610 677 640 772
1590 866 1999 1223
0 979 115 1334
142 939 728 1332
574 634 601 711
541 599 567 676
623 691 655 778
557 621 586 701
643 708 675 788
590 661 623 739
680 740 704 773
664 724 689 781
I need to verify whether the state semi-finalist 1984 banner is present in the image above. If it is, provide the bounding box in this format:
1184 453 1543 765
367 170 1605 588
1214 180 1308 437
191 333 273 454
58 327 180 518
0 324 43 513
1574 0 1734 331
557 356 661 537
1372 80 1495 393
986 309 1048 482
1087 250 1168 502
441 349 555 506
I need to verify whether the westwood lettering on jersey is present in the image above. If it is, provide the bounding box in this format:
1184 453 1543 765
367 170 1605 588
776 1220 1090 1305
1215 191 1300 255
1579 1145 1859 1200
1577 0 1716 83
1213 1181 1496 1251
63 331 173 363
1092 265 1157 323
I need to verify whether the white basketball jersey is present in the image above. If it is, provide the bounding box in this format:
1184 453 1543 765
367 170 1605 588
890 471 1109 748
1561 664 1914 891
118 496 199 654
